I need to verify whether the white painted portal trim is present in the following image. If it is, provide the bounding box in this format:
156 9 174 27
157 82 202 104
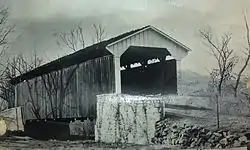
149 26 191 52
105 25 191 53
114 56 121 94
106 47 121 94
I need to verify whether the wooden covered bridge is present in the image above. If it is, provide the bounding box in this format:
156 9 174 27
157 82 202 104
10 25 191 121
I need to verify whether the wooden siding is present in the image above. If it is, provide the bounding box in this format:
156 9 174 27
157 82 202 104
107 28 188 61
16 55 115 121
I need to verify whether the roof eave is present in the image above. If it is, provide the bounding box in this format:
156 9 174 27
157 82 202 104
106 25 192 53
106 25 151 49
149 25 192 52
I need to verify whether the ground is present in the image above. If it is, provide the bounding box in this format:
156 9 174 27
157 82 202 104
0 136 175 150
0 137 247 150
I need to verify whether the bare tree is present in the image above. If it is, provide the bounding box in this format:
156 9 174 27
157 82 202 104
5 51 79 119
199 27 238 128
0 7 15 108
0 7 15 50
54 22 85 52
233 14 250 97
0 61 15 107
40 64 79 119
200 27 238 96
41 71 60 119
0 6 16 73
92 23 107 44
12 53 43 119
0 49 44 119
53 22 88 118
46 22 107 118
54 22 107 52
0 7 15 71
58 65 79 118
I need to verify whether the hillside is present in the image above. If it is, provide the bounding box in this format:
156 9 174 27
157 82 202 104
179 70 210 96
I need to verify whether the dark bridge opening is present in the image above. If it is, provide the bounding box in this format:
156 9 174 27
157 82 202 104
120 46 177 95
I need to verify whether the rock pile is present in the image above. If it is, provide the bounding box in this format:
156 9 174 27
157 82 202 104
152 119 249 149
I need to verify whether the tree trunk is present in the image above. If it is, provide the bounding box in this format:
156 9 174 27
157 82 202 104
233 87 237 98
216 94 220 128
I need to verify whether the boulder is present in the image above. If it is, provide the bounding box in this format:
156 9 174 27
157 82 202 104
220 138 228 146
0 98 8 112
239 136 248 144
0 119 7 136
233 140 241 147
0 107 24 131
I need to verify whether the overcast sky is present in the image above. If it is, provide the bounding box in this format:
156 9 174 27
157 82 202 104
3 0 250 75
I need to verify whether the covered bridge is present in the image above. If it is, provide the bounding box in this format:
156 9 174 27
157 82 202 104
10 25 191 121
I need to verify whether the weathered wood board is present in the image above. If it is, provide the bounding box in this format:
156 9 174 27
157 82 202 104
15 55 115 121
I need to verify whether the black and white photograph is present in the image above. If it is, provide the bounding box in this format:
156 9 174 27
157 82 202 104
0 0 249 149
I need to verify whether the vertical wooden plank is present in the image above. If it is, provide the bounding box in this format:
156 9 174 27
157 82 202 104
76 65 79 117
17 55 116 121
14 85 18 107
